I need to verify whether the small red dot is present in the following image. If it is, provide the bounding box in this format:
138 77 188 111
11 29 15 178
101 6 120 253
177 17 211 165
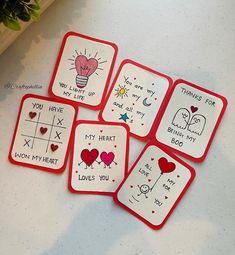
100 130 103 133
111 109 114 111
177 175 180 178
75 171 78 173
151 158 154 161
112 179 115 182
165 196 168 199
130 185 133 188
148 179 151 182
152 210 155 214
134 77 136 80
141 123 144 126
132 103 135 106
114 145 117 148
88 143 91 145
155 98 157 100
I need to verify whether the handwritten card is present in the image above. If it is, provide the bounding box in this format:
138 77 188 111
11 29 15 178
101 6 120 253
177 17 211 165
114 143 195 229
9 94 77 173
99 59 172 140
69 121 129 195
155 79 227 161
49 32 118 109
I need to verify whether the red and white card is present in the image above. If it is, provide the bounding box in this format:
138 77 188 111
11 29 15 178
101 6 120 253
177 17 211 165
49 32 118 110
114 142 195 229
9 94 77 173
154 79 227 162
68 121 129 195
99 59 172 140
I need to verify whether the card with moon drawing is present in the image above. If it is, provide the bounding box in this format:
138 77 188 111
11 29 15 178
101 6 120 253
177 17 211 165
9 94 77 173
154 79 227 162
68 120 130 195
99 59 172 140
48 31 118 109
114 142 195 229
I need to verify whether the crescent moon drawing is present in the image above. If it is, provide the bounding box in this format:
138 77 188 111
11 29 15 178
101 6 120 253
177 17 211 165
142 98 152 107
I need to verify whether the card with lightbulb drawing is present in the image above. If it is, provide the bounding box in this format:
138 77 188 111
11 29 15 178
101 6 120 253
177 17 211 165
48 32 118 110
9 94 77 173
68 120 130 195
114 142 195 230
99 59 173 140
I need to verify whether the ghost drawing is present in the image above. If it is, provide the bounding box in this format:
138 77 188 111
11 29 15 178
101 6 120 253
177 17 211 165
187 114 206 136
172 108 190 130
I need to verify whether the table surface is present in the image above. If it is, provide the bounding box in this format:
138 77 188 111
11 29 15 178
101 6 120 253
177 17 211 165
0 1 235 254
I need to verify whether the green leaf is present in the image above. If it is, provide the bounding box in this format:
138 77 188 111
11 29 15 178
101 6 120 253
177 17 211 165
29 9 40 22
17 11 30 22
3 16 21 31
28 4 40 10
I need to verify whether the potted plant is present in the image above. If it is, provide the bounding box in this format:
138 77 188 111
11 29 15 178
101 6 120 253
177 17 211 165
0 0 55 54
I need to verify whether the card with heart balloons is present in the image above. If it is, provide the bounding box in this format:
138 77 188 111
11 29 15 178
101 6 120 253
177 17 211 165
9 94 77 173
99 59 172 140
154 79 227 162
68 120 130 195
48 31 118 110
114 142 195 229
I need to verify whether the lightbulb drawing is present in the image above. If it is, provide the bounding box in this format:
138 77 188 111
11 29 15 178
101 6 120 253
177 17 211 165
68 49 107 89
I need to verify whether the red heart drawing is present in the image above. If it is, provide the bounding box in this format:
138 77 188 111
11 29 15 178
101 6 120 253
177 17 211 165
40 127 48 135
158 157 176 173
81 149 99 166
29 112 37 119
51 144 58 152
190 106 198 113
100 152 115 166
75 55 98 77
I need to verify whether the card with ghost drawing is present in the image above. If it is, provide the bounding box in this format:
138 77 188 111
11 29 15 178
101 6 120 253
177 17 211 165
68 120 130 195
9 94 77 173
99 59 172 140
154 79 227 162
114 142 195 229
48 32 118 109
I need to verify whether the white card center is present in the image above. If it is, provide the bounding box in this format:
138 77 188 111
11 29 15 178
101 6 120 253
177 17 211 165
116 144 195 228
9 95 76 172
100 60 171 139
70 122 129 194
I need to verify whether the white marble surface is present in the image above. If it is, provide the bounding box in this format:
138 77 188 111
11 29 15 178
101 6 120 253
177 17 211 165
0 0 235 254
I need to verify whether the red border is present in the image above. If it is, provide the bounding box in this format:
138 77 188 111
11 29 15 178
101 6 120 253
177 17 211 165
152 79 228 162
98 59 173 141
113 141 196 230
68 120 130 196
8 93 78 174
48 31 118 110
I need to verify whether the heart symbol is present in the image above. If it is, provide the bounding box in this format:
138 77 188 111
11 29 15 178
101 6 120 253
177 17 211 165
51 144 58 152
29 112 37 119
190 106 198 113
75 55 98 77
81 149 99 166
100 152 115 166
40 127 48 135
158 157 176 173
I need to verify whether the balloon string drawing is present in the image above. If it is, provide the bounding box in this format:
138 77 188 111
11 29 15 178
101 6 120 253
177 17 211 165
68 49 107 88
78 149 117 169
129 157 176 202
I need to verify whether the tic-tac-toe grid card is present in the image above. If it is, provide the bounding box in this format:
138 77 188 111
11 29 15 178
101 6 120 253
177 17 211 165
114 142 195 229
69 121 129 195
154 79 227 162
99 59 172 140
9 94 77 173
49 32 118 109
